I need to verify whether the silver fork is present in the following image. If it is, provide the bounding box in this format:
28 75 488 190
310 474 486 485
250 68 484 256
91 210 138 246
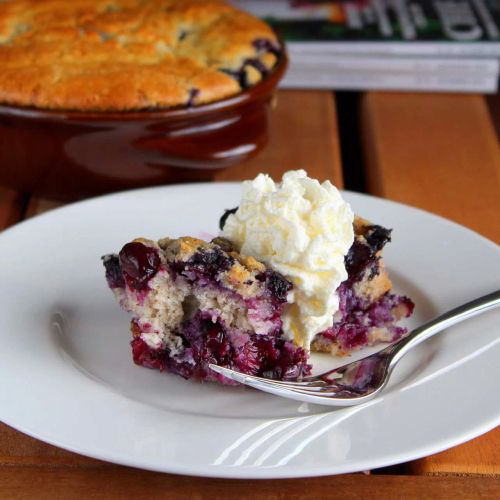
209 289 500 406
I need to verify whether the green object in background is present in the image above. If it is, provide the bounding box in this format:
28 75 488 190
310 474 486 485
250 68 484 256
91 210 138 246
234 0 500 44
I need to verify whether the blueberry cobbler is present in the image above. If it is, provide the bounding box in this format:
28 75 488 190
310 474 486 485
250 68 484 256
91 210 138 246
0 0 282 110
103 171 414 384
104 236 310 383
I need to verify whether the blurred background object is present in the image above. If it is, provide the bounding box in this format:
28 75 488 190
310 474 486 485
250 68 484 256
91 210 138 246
231 0 500 93
0 0 288 200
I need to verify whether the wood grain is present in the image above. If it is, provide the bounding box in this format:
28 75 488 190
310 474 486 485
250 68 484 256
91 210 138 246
24 196 64 218
407 427 500 476
0 469 499 500
0 423 108 467
361 92 500 243
0 186 24 230
214 90 343 186
486 93 500 141
361 92 500 476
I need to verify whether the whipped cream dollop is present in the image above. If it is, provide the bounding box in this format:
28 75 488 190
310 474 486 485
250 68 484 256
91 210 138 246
221 170 354 349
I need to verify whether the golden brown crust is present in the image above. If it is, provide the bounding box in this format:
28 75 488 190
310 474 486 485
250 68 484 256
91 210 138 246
0 0 280 110
210 236 266 274
353 215 374 235
310 336 343 356
157 236 277 298
354 267 392 302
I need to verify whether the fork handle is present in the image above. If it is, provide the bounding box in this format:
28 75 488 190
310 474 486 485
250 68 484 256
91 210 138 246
390 289 500 368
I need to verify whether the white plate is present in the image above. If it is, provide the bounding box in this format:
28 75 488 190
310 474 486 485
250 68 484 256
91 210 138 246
0 184 499 478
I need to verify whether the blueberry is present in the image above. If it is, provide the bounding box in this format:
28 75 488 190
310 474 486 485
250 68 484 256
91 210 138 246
252 38 270 51
186 88 199 107
219 68 248 88
218 207 238 230
252 38 281 57
173 247 234 281
345 240 372 280
131 337 166 371
219 39 280 90
119 242 160 290
244 58 269 76
102 254 125 288
257 270 292 303
364 225 392 253
206 325 231 361
186 247 234 278
344 225 391 282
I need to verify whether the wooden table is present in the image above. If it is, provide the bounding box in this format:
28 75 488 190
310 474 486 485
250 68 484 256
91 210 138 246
0 90 499 499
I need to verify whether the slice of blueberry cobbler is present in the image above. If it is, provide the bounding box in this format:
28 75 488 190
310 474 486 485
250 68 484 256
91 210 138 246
103 212 413 385
103 236 310 384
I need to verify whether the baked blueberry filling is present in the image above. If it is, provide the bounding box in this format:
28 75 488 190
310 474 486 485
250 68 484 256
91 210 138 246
219 38 281 89
219 68 248 88
130 312 311 384
102 254 124 289
186 88 199 107
173 247 234 280
315 286 414 352
119 242 160 290
244 57 269 76
364 225 392 253
252 38 281 58
257 270 293 304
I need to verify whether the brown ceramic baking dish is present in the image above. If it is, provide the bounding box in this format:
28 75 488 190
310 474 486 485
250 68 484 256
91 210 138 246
0 53 287 201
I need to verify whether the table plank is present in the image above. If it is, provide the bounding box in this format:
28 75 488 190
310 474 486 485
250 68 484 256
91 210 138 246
0 422 109 467
361 92 500 243
24 197 64 219
0 469 499 500
360 92 500 476
486 93 500 141
0 186 24 230
408 427 500 476
214 90 343 185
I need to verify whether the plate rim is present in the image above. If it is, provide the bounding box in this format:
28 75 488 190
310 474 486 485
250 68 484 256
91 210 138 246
2 182 499 252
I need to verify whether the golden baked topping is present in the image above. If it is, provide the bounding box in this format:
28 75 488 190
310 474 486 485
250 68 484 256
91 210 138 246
0 0 281 110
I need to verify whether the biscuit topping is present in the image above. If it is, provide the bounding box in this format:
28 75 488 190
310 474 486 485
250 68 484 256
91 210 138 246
0 0 280 110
